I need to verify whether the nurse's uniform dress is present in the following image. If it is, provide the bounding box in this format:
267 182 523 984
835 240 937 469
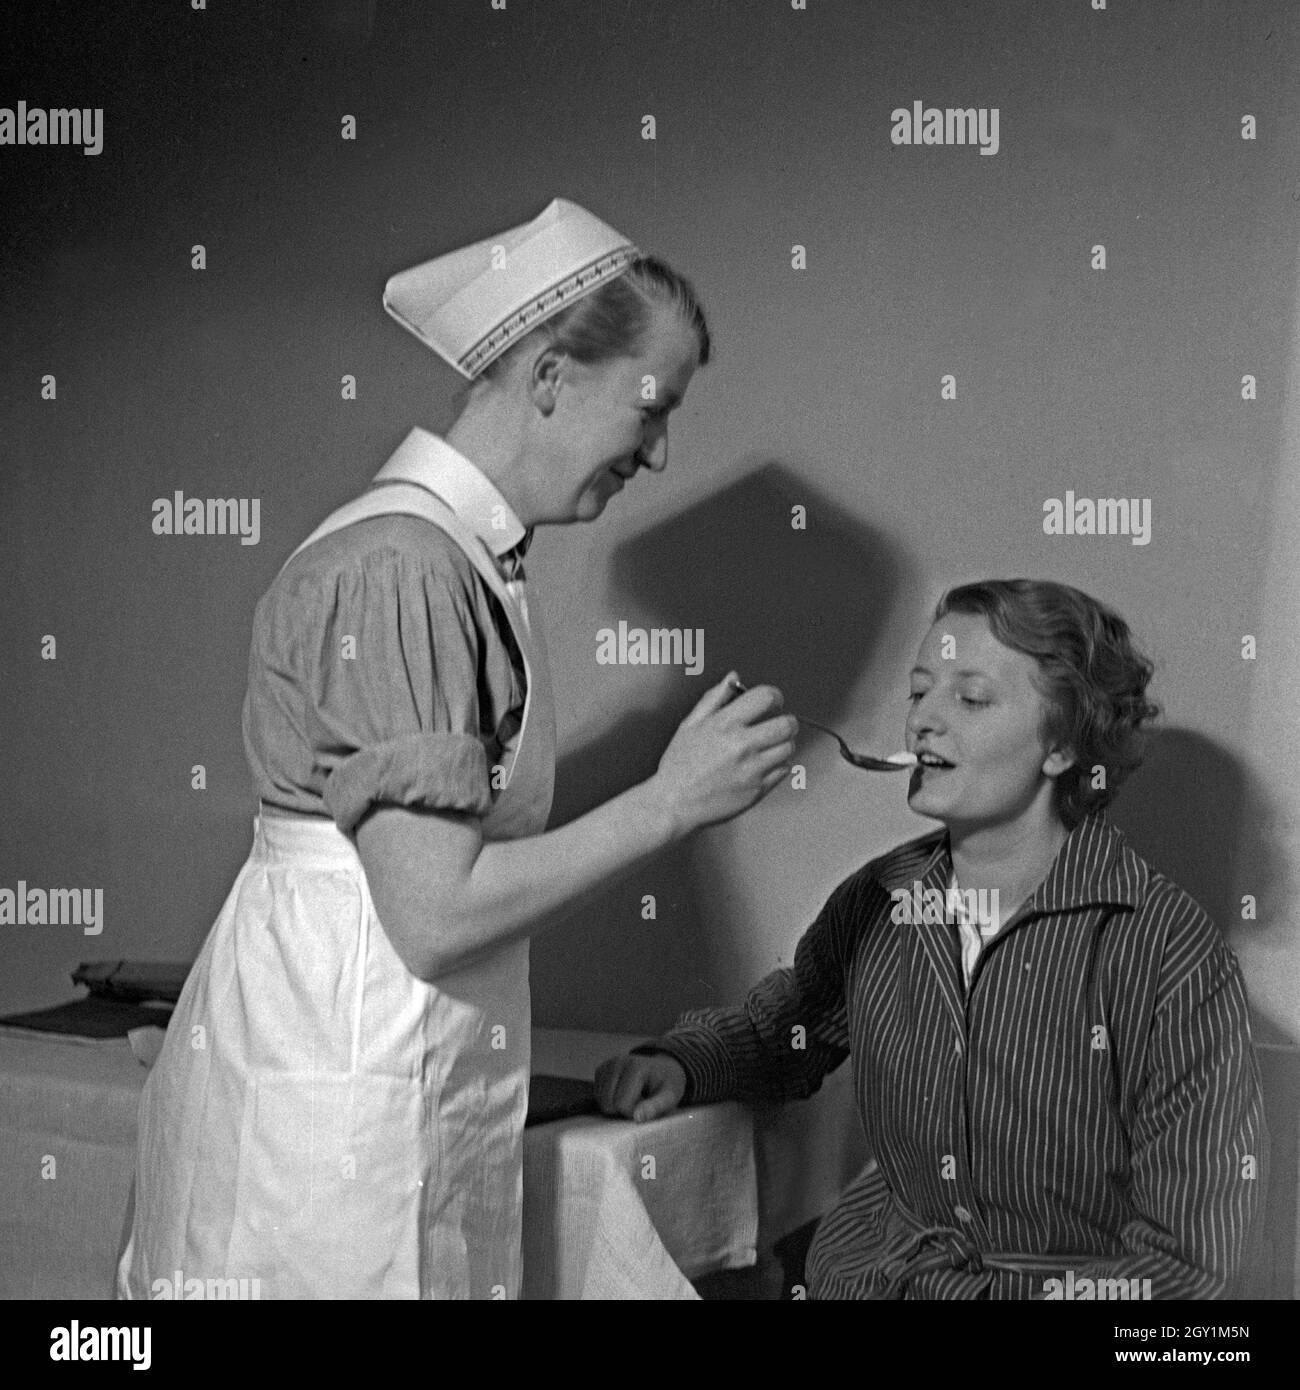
116 428 555 1298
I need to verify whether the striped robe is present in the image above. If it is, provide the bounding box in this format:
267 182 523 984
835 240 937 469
642 814 1266 1299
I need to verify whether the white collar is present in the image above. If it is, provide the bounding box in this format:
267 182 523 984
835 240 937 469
374 427 528 558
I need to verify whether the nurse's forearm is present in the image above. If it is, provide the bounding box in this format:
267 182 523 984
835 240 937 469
356 777 686 982
356 677 795 981
466 777 686 946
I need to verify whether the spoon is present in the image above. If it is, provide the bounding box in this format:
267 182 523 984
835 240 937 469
726 678 917 773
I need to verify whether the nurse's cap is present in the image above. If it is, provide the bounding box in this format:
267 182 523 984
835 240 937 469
383 198 639 379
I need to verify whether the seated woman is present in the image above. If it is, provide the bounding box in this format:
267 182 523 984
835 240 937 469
596 579 1266 1299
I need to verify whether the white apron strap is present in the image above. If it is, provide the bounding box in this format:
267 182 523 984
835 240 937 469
281 480 555 834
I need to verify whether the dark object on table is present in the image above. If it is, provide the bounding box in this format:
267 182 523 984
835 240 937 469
71 960 190 1004
526 1073 601 1127
0 995 174 1039
0 961 188 1039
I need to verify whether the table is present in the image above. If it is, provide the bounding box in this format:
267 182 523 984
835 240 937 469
0 1027 764 1300
525 1030 757 1298
4 1026 1291 1298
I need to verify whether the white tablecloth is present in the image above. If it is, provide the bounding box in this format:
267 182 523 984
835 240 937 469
524 1030 757 1299
0 1026 760 1300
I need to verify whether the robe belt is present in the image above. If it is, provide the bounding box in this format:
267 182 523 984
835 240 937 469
875 1199 1095 1299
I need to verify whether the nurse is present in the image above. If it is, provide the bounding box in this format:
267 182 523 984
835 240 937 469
116 198 797 1300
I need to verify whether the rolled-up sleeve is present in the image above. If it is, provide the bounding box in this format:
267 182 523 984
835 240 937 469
296 546 497 833
636 872 864 1106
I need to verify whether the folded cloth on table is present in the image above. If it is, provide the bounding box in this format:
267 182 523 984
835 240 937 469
70 961 190 1003
0 996 174 1042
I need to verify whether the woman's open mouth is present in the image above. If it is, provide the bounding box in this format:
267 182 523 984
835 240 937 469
913 750 956 774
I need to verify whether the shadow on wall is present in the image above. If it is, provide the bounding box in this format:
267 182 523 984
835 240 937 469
1109 726 1291 1040
612 459 906 724
532 460 907 1032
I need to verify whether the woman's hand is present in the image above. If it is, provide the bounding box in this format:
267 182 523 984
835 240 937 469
594 1051 688 1122
649 672 797 834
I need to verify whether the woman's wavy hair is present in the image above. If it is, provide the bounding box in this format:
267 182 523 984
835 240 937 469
481 254 711 378
934 579 1160 828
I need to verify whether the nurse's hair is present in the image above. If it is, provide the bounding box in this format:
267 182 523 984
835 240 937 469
481 255 711 379
934 579 1160 828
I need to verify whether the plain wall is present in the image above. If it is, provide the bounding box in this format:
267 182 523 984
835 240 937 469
3 0 1298 1081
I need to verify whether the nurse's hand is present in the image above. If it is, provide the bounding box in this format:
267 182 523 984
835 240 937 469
651 672 797 832
594 1051 687 1123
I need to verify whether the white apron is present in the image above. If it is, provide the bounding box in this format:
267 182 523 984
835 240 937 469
117 469 555 1299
